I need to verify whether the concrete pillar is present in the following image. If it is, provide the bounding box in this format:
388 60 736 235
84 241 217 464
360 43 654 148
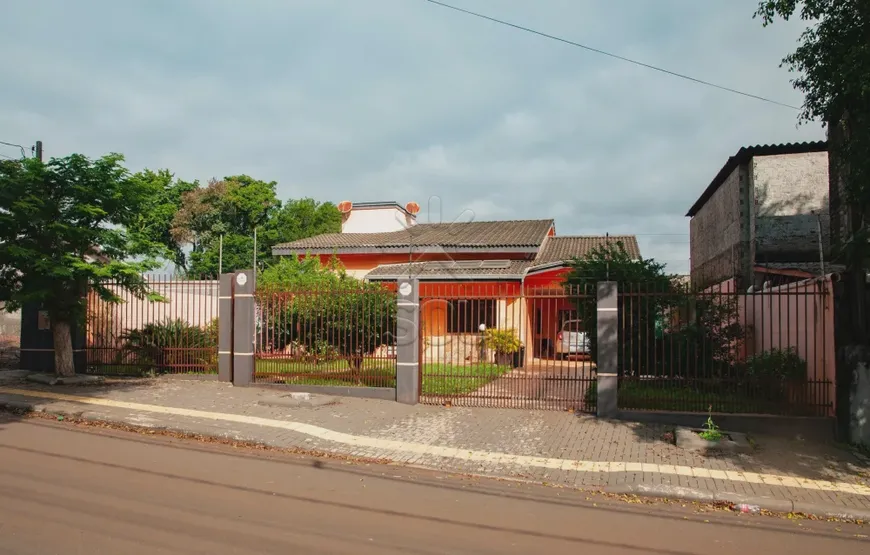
218 274 234 382
596 281 618 418
232 270 256 386
395 278 420 404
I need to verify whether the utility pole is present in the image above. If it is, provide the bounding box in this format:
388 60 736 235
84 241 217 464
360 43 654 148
253 227 258 281
35 140 43 162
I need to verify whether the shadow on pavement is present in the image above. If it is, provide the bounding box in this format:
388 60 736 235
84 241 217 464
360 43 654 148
610 415 870 484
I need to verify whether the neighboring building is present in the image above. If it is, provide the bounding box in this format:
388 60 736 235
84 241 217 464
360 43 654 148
272 201 640 363
686 142 831 289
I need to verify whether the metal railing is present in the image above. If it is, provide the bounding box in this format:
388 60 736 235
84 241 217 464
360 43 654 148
253 285 397 387
85 276 219 375
616 280 834 416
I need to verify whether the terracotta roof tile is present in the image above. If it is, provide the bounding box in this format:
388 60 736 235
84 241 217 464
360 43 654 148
272 219 554 253
366 259 533 279
532 235 641 265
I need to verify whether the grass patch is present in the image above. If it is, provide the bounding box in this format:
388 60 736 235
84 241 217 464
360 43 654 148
255 358 396 388
255 357 512 394
422 363 512 396
605 379 826 416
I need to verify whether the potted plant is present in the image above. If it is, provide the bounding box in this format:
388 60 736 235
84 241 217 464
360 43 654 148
481 328 522 366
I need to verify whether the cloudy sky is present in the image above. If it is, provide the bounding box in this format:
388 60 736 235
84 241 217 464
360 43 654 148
0 0 824 273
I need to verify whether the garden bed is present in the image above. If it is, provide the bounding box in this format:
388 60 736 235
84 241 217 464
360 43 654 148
614 380 826 416
255 358 511 395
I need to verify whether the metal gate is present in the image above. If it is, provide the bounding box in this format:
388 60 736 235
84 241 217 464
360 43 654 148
419 283 596 412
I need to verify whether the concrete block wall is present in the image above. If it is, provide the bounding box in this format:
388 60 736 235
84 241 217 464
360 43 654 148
753 152 830 261
690 165 746 288
690 150 831 288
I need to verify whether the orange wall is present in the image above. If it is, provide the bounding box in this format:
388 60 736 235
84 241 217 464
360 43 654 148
419 281 521 298
523 267 571 289
309 252 534 273
422 299 448 336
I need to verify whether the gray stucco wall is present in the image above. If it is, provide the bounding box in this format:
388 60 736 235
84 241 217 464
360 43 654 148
690 165 745 288
752 152 830 262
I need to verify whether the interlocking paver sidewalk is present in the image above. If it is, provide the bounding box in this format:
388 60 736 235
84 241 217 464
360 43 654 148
1 375 868 517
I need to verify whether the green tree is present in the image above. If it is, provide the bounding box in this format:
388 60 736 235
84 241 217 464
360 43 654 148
564 243 744 380
258 256 395 378
171 175 280 276
127 169 197 269
259 198 342 265
171 175 341 276
0 154 162 376
563 242 675 372
756 1 869 337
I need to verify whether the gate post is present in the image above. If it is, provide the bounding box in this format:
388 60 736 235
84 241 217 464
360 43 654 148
395 278 420 404
232 270 256 386
596 281 618 418
218 273 234 382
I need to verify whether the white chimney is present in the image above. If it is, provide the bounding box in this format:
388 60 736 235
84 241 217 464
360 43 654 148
339 201 417 233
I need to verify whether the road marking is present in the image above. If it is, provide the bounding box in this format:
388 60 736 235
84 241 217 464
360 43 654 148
1 386 868 497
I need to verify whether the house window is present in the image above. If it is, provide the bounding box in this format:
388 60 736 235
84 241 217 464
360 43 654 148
447 299 496 333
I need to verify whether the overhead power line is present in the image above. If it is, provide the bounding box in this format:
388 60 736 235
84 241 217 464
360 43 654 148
0 140 28 159
422 0 800 110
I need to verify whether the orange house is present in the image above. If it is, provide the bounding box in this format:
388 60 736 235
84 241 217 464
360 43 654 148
272 201 641 365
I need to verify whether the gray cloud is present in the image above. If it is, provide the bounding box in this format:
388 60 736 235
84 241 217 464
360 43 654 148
0 0 824 274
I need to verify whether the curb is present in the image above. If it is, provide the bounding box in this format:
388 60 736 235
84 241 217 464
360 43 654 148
606 484 870 522
0 397 268 444
3 395 869 523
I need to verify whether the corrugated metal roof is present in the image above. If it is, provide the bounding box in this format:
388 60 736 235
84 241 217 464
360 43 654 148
686 141 828 217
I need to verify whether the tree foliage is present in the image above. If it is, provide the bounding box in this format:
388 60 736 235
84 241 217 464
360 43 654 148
171 175 279 276
260 198 342 259
171 176 340 276
0 154 163 375
258 256 395 375
756 1 869 258
563 242 676 369
127 169 197 269
563 243 744 379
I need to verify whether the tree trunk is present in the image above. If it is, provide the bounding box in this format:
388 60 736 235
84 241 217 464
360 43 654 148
52 319 75 377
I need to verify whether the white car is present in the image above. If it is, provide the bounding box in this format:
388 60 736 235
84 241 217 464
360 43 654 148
555 320 590 358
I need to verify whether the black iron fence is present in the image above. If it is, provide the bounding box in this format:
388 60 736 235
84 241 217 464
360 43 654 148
253 284 397 387
616 280 834 416
418 283 597 412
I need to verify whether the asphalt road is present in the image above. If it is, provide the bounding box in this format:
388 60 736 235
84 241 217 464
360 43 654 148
0 415 866 555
